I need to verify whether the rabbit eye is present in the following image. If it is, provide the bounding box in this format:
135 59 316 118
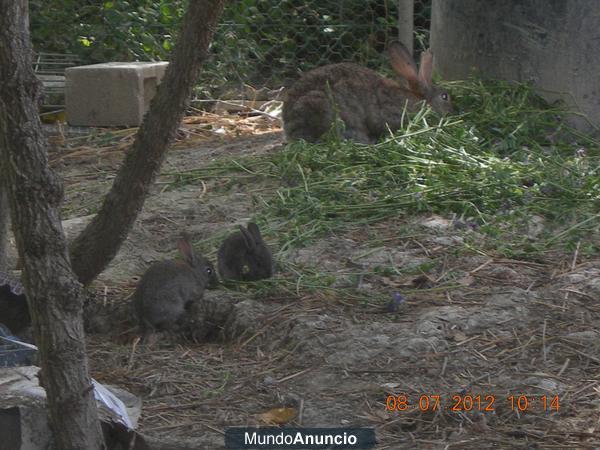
206 267 213 275
441 92 449 101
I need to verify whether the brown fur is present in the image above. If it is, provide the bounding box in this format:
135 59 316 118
217 223 273 282
282 42 453 144
133 236 217 332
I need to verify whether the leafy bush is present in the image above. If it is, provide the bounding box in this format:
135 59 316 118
30 0 186 62
30 0 406 95
178 79 600 257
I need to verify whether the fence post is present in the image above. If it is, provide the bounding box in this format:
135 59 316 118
397 0 414 54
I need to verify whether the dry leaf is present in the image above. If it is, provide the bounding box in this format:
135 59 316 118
257 407 297 425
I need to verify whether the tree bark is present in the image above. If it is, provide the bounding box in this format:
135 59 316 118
70 0 226 285
0 1 103 448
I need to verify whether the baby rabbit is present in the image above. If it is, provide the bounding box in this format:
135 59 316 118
218 223 273 281
134 235 218 332
282 41 453 144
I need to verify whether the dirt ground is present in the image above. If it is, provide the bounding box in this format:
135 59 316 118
44 120 600 449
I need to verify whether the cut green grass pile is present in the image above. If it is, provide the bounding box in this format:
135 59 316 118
186 79 600 258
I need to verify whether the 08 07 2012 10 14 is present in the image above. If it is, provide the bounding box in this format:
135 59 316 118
385 393 560 413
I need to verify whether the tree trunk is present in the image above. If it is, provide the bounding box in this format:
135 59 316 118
0 1 103 448
70 0 226 286
0 187 8 272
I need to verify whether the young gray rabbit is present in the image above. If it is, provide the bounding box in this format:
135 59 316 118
282 41 453 144
134 235 218 332
218 223 273 281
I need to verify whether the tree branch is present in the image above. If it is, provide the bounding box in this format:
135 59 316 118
70 0 226 285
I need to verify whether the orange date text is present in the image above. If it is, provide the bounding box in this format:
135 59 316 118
385 394 560 413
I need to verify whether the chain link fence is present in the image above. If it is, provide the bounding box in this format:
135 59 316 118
32 1 432 107
199 0 432 99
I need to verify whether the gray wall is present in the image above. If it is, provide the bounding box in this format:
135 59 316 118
430 0 600 133
397 0 414 55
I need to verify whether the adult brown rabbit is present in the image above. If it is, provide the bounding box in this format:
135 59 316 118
282 41 453 144
134 235 218 332
218 223 273 281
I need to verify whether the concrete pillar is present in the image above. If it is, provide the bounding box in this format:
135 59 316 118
397 0 414 53
430 0 600 132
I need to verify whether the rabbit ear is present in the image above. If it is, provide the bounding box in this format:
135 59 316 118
418 49 434 92
388 41 420 92
246 222 264 243
177 235 197 266
238 225 257 250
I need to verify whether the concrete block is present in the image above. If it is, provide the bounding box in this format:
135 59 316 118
65 62 168 127
0 366 144 449
0 366 52 450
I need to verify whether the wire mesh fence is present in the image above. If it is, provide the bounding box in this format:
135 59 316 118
199 0 432 99
32 1 433 107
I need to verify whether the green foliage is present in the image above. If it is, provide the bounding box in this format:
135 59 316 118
207 0 399 89
181 79 599 257
30 0 405 95
30 0 186 62
266 79 599 255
